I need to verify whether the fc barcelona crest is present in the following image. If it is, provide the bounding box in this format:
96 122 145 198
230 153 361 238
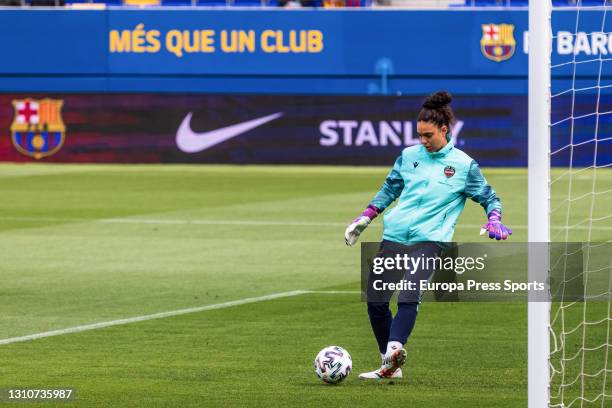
480 23 516 62
10 98 66 160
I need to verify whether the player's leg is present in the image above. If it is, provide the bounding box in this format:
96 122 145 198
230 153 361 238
367 301 392 357
380 243 441 376
388 302 419 346
358 301 404 379
379 302 417 375
363 240 395 355
360 241 403 379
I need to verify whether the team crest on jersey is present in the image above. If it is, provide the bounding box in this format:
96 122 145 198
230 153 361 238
480 23 516 62
444 166 455 178
10 98 66 160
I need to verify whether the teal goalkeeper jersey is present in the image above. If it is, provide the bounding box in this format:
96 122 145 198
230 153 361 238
370 141 502 244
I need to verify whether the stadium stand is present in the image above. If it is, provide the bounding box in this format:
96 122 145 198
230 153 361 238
0 0 604 7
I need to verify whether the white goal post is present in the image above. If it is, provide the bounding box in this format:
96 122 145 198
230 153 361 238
528 1 552 408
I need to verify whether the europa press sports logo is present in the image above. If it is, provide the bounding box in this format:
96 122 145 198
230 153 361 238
480 23 516 62
10 98 66 159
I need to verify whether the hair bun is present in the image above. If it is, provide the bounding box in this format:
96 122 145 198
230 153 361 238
422 91 452 109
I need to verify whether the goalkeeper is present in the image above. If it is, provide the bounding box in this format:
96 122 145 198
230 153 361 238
345 91 512 380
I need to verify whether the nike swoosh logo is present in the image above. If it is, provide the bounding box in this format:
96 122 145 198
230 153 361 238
176 112 284 153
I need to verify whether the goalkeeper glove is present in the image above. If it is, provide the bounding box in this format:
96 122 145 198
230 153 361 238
345 205 379 246
480 209 512 240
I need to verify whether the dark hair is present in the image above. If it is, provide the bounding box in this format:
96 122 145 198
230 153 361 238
417 91 455 129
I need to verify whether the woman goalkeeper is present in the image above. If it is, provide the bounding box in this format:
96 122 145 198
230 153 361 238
344 91 512 380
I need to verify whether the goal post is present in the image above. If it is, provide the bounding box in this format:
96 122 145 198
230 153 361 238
528 1 552 408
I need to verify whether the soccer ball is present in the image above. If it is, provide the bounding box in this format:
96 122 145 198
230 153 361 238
314 346 352 384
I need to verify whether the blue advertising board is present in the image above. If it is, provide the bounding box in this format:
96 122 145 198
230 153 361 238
0 9 611 93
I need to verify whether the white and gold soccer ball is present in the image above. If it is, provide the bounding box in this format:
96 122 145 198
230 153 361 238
314 346 352 384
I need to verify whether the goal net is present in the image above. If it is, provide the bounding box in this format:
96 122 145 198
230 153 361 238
544 1 612 407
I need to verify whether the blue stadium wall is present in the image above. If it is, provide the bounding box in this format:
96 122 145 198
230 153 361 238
0 9 610 165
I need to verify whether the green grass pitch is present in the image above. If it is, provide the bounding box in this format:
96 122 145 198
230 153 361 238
0 164 610 407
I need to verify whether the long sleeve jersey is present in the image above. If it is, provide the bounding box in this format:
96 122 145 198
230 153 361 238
370 141 502 244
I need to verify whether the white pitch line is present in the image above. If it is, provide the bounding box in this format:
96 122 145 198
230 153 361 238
99 218 350 228
70 218 612 231
307 290 362 294
0 216 508 228
2 216 612 231
0 290 360 346
0 290 312 346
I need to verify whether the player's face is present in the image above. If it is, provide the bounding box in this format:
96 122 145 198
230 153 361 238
416 121 448 152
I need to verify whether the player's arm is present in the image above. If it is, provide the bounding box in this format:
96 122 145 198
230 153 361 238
464 160 512 240
345 155 405 246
